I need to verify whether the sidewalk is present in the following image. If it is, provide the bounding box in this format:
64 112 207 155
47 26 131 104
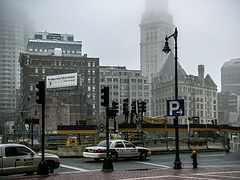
2 167 240 180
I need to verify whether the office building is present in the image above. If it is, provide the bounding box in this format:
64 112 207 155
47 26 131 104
221 58 240 95
152 53 218 124
218 92 240 126
27 31 82 57
19 32 99 131
0 1 33 141
100 66 152 117
0 1 33 114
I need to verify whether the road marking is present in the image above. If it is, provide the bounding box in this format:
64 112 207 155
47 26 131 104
136 161 171 168
120 175 217 180
60 164 88 171
200 154 225 157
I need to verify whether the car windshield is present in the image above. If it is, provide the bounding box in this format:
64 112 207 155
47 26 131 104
97 140 112 147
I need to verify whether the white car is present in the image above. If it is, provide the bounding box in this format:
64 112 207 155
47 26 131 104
83 140 151 161
0 143 60 176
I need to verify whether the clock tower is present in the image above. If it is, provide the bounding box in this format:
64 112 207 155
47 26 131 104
140 0 174 81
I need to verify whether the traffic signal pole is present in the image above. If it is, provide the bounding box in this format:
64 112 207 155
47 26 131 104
36 81 49 175
101 87 113 172
41 91 45 162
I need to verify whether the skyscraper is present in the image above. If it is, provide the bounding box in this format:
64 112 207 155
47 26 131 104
221 58 240 95
0 0 33 141
0 2 33 113
140 0 174 80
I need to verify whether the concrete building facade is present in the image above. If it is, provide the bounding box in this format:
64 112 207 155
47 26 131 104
100 66 152 117
0 1 34 141
0 1 33 114
19 32 99 131
218 92 240 126
152 53 218 124
221 58 240 95
27 31 82 57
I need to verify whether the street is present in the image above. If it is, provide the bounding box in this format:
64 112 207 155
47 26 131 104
56 151 240 173
1 151 240 180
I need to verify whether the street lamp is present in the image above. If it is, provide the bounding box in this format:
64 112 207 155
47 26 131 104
162 27 182 169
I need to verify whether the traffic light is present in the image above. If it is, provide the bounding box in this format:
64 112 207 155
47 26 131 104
112 101 119 114
131 101 136 114
101 87 109 107
123 98 129 115
108 100 119 118
137 101 142 113
142 101 146 112
36 81 45 104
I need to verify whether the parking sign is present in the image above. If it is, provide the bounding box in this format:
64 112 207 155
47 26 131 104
167 99 184 116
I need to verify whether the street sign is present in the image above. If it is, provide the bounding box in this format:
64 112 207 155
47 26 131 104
136 124 141 130
167 99 184 116
98 124 105 132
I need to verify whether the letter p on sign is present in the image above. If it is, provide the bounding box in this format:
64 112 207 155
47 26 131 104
167 99 184 116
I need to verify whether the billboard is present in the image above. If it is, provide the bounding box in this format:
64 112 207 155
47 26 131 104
46 73 77 89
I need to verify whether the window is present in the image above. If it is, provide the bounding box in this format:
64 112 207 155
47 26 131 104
115 141 124 148
5 147 17 157
35 68 38 73
124 141 135 148
17 147 32 156
42 68 45 74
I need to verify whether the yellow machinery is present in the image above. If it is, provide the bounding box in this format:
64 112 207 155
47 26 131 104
66 136 78 146
144 116 168 124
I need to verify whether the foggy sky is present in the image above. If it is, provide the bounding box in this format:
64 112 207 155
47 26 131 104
11 0 240 91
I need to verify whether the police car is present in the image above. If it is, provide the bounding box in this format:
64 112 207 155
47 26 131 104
83 140 151 162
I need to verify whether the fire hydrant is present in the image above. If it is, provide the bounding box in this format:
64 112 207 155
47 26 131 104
191 149 198 168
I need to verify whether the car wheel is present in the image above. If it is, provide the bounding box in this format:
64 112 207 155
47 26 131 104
46 161 55 174
139 152 147 160
110 152 118 162
48 165 54 174
37 162 50 175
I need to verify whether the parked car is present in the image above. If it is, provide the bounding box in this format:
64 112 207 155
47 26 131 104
83 140 151 162
0 143 60 176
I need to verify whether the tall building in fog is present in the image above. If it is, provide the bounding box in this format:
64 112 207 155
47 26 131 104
140 0 174 81
221 58 240 95
0 2 33 115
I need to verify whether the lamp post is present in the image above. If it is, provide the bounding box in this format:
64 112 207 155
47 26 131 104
162 27 182 169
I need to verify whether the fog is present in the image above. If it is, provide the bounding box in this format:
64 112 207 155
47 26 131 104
6 0 240 91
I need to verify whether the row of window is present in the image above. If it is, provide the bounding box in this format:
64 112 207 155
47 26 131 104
28 48 81 54
27 59 96 68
